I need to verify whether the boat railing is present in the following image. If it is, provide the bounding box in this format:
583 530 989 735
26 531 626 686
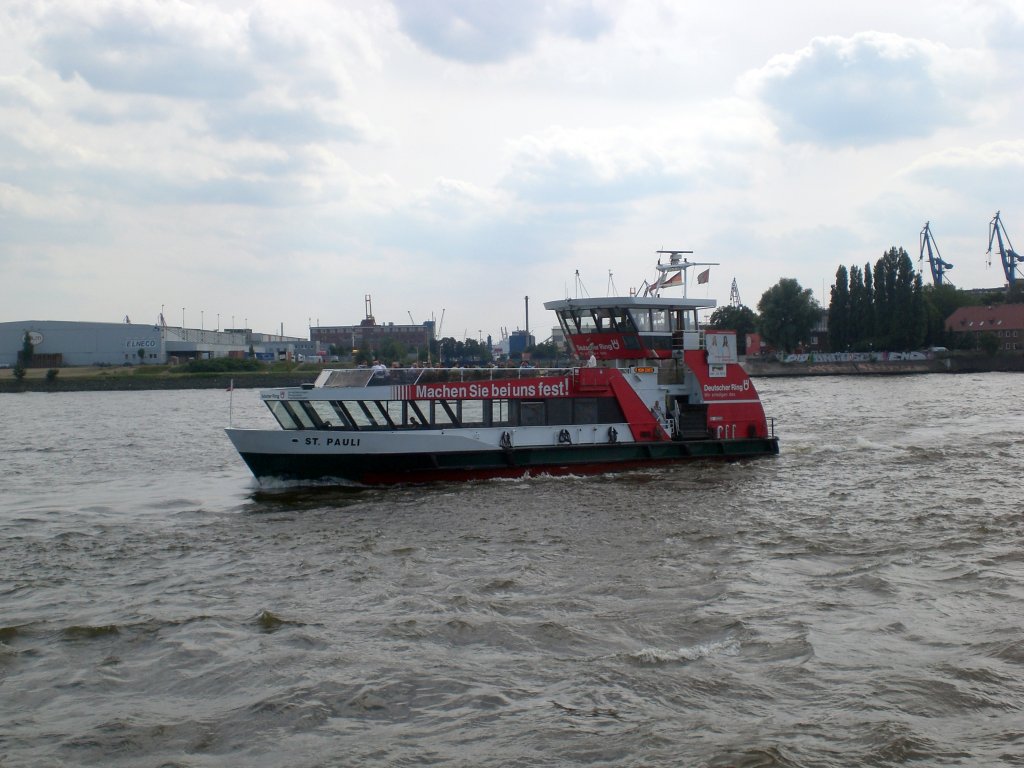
405 366 576 383
314 366 579 388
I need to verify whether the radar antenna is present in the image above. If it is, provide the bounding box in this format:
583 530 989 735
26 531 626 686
919 221 954 286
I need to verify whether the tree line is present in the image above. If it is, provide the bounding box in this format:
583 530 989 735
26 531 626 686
709 245 1014 354
828 247 928 351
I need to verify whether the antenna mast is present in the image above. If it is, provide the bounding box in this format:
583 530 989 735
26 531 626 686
647 250 719 298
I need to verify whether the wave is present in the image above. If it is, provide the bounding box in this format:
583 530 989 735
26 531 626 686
628 636 741 666
61 624 121 640
254 609 306 633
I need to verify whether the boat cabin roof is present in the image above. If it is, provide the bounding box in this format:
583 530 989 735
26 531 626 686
543 295 716 312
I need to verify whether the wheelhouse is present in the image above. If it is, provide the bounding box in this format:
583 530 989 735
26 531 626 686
544 296 716 361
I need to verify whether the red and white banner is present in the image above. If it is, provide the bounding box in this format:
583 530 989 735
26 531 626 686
393 377 572 401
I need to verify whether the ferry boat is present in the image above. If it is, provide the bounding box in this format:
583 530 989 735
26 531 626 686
226 252 779 485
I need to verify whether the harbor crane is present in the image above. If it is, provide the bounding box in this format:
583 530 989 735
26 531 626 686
919 221 954 286
987 211 1024 286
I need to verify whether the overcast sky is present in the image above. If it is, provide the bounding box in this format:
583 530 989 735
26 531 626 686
3 0 1023 342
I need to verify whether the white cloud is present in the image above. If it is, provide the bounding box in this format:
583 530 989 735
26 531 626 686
903 139 1024 208
392 0 612 64
742 31 991 147
2 0 1024 337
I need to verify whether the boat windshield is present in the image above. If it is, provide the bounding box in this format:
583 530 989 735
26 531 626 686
316 368 426 388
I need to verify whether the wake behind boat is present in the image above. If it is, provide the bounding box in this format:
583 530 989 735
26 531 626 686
226 252 779 485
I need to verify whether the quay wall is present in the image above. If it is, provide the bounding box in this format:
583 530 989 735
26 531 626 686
743 354 1024 377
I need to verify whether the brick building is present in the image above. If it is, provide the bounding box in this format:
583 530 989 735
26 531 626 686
945 304 1024 351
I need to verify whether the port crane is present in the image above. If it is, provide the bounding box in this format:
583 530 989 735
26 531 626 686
919 221 954 286
987 211 1024 286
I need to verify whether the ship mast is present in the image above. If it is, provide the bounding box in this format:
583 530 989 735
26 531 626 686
646 250 719 298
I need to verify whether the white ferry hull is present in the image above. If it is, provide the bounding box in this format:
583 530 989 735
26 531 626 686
226 426 779 485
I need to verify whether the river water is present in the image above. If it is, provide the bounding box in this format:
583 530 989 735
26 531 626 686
1 374 1022 767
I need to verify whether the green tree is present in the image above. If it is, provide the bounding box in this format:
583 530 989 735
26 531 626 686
863 263 875 346
922 283 983 347
528 340 560 362
847 265 867 349
757 279 820 354
438 337 461 364
372 338 405 364
461 338 490 364
707 305 759 354
828 265 850 350
979 332 1000 356
17 331 34 368
873 250 895 346
871 247 919 349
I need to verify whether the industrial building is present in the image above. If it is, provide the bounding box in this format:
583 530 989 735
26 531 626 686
310 295 435 357
0 321 314 368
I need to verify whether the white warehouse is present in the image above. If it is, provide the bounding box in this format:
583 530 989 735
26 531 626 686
0 321 313 367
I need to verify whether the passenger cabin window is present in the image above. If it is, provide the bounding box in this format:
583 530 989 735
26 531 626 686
432 399 460 426
630 309 652 332
287 402 317 429
268 400 300 429
574 398 599 424
344 401 378 428
461 400 484 426
520 401 545 427
490 399 511 425
651 309 670 333
578 312 598 333
611 309 637 332
309 400 343 427
559 308 640 336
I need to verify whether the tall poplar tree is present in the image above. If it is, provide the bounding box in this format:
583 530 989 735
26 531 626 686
863 264 875 347
828 265 850 351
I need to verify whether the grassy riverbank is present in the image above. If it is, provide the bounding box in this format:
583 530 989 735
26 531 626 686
0 363 323 392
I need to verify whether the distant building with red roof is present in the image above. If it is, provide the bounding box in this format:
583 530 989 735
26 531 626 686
945 304 1024 351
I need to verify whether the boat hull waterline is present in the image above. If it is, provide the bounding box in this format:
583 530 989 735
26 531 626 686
228 429 780 485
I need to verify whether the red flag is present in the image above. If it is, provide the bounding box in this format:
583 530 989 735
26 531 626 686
697 268 710 284
661 272 682 287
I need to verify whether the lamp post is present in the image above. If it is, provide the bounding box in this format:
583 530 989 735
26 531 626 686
182 307 185 329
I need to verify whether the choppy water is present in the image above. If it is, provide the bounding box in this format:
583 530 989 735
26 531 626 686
1 374 1023 767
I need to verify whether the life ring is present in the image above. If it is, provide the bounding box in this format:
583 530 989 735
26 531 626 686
558 429 572 445
500 431 512 449
608 426 618 443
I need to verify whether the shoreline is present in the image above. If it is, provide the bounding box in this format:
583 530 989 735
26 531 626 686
2 354 1022 392
743 354 1024 376
0 371 312 393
